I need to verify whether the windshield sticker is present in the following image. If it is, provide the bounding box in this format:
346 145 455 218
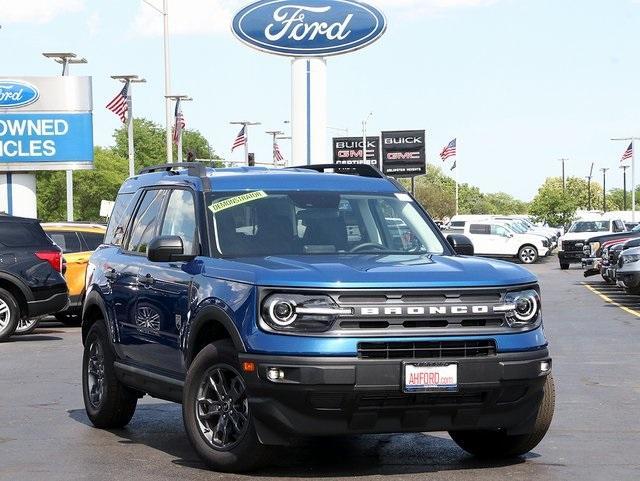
395 193 412 202
209 191 268 214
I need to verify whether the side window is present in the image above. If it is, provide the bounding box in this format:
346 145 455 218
126 190 167 254
491 225 509 237
161 190 198 255
48 231 83 253
469 224 490 235
0 223 42 247
104 193 134 245
614 221 624 233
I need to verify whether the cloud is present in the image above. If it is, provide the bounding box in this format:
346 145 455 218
132 0 235 37
0 0 84 24
86 11 101 36
371 0 500 15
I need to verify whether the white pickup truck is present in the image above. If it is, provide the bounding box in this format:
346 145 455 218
463 220 550 264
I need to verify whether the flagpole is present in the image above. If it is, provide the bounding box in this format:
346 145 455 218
112 75 146 177
177 101 183 163
231 121 261 166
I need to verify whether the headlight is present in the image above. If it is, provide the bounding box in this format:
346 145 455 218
261 294 352 332
622 254 640 265
501 289 541 327
542 240 549 247
601 247 609 258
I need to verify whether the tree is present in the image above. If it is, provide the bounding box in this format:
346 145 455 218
113 118 221 170
529 177 603 226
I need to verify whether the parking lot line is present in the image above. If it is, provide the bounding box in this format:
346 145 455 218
583 283 640 319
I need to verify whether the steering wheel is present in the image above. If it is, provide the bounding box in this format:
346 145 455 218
349 242 388 253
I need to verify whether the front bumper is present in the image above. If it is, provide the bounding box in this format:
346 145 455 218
582 257 601 277
616 269 640 288
239 348 551 445
559 250 583 264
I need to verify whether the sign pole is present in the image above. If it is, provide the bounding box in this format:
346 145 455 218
127 81 135 176
633 139 636 221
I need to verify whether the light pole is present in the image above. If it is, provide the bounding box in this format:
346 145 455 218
559 158 568 192
230 121 261 165
586 163 594 211
166 95 192 163
362 112 373 166
143 0 173 163
621 165 629 211
42 52 87 222
612 137 639 221
601 168 610 212
113 76 146 177
266 130 285 167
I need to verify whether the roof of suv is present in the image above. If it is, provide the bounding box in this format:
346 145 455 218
0 214 40 223
118 166 402 195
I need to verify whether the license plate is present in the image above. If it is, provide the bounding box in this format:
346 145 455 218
403 362 458 393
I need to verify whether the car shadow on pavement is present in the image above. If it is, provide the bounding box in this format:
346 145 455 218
68 403 530 477
10 334 63 342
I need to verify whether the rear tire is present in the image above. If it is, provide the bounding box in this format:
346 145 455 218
15 317 40 335
182 340 270 473
559 263 570 270
82 321 138 428
0 288 20 342
449 374 555 458
518 245 539 264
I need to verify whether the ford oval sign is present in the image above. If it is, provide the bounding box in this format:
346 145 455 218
232 0 387 57
0 80 40 109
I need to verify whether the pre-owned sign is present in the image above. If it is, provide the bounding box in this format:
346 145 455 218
333 136 380 166
381 130 426 177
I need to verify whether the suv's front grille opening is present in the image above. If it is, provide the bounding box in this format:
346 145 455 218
357 340 497 360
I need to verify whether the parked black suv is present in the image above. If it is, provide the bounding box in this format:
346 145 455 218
0 215 68 341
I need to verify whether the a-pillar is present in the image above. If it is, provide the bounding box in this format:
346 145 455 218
291 57 327 166
0 173 37 218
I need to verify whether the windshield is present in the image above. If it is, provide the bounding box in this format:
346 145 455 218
509 222 528 234
568 221 610 233
207 191 446 257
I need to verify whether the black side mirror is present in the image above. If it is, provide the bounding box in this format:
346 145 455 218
447 234 474 256
147 236 193 262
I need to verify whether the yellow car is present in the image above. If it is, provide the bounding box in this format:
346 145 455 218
42 223 106 326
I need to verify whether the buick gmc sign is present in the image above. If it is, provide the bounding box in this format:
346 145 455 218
232 0 387 57
0 80 40 109
382 130 427 177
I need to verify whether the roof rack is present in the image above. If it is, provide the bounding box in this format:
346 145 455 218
286 163 385 179
137 163 211 191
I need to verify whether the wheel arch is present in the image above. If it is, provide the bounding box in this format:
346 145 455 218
81 289 111 345
0 274 31 319
185 305 246 369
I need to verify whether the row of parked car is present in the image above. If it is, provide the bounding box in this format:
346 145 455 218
0 213 105 341
443 215 561 264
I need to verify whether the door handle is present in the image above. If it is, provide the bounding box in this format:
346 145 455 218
138 274 155 287
104 269 118 282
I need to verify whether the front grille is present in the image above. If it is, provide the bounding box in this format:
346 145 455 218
563 240 585 252
357 340 497 360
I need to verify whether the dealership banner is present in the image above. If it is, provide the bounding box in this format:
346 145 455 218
381 130 426 177
0 76 93 172
332 136 380 166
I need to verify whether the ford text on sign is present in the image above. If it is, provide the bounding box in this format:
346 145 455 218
0 113 93 163
232 0 387 57
0 80 40 109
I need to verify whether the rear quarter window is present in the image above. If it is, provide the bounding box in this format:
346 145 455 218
0 223 50 247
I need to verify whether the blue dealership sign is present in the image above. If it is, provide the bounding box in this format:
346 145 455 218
232 0 387 57
0 113 93 164
0 80 40 109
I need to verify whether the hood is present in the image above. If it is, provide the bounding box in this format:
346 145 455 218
560 232 607 242
202 254 537 289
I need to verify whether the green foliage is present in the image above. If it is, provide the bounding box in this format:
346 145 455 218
529 177 603 226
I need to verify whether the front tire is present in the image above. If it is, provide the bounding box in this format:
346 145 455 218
0 288 20 342
15 317 40 335
559 263 570 270
182 340 270 473
449 374 555 458
518 245 539 264
82 321 138 428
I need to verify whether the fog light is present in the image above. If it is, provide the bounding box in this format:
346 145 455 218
267 367 285 381
540 361 551 373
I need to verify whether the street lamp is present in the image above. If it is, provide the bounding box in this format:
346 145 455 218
42 52 87 222
113 75 147 177
362 112 373 166
230 121 261 166
166 95 192 163
586 163 595 211
612 137 639 221
558 158 568 192
143 0 173 164
601 168 610 212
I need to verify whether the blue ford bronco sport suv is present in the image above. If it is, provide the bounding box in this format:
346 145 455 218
81 163 554 472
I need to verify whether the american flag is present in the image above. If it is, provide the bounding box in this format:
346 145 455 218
440 138 457 161
172 99 186 145
621 143 633 162
274 141 284 164
106 84 129 123
231 126 247 152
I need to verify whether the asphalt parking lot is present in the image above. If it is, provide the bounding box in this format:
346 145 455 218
1 255 639 481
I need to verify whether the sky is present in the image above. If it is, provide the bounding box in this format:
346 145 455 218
1 0 639 200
